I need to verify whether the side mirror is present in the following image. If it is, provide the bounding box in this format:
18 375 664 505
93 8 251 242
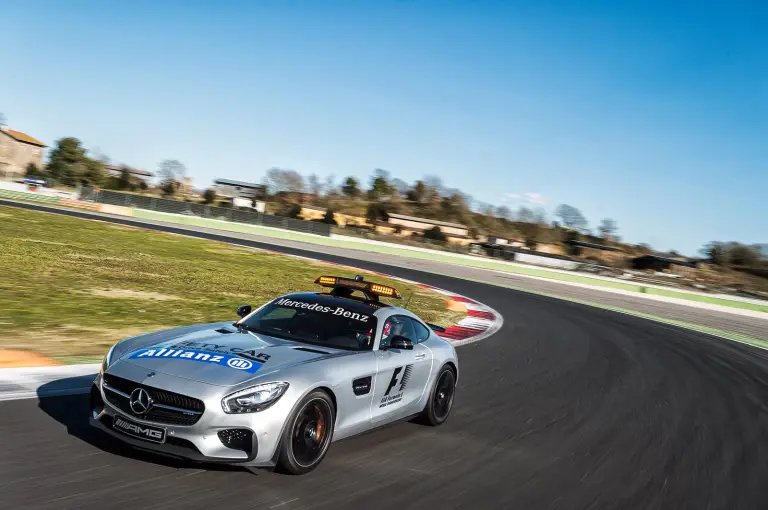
236 304 252 318
388 335 414 350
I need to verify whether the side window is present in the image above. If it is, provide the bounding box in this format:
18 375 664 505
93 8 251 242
409 319 431 343
379 315 416 350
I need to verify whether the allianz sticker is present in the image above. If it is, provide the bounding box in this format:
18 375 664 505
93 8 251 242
128 347 265 373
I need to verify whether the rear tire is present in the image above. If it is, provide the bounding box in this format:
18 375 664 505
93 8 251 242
419 365 456 426
275 390 335 475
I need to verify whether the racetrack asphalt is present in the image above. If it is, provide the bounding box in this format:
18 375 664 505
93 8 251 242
2 203 768 509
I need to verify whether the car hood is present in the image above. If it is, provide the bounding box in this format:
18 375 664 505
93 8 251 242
113 324 348 386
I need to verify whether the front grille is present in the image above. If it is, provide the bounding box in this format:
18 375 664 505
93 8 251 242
102 374 205 426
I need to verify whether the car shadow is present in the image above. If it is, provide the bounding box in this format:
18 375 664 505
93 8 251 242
35 375 247 474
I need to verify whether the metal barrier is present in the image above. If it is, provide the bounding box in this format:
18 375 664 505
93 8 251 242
83 189 332 237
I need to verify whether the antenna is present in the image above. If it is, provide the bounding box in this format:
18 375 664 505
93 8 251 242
403 291 414 310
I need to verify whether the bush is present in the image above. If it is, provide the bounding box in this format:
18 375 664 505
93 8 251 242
202 188 217 205
423 226 446 242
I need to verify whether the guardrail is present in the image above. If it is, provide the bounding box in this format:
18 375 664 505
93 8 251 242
82 189 332 237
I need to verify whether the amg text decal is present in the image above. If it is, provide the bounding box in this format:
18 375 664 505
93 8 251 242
114 416 165 442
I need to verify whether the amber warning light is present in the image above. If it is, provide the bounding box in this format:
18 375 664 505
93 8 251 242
314 276 402 299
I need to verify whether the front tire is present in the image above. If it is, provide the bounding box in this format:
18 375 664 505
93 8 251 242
275 390 335 475
419 365 456 426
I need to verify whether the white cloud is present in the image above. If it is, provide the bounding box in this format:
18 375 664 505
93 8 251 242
504 192 547 205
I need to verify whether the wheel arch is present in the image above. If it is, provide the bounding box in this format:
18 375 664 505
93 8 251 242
312 385 338 423
269 383 339 468
443 360 458 384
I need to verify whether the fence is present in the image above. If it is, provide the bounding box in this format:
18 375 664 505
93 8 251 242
82 189 332 236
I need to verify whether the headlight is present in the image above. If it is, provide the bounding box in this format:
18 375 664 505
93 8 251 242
221 382 289 414
100 344 117 374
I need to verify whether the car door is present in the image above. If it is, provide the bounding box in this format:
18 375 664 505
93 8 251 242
370 315 434 423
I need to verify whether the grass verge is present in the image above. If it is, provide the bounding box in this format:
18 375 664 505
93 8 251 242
132 209 768 314
0 205 464 362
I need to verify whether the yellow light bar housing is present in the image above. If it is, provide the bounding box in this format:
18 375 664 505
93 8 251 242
314 275 402 300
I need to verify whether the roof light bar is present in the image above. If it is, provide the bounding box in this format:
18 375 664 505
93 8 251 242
314 276 402 299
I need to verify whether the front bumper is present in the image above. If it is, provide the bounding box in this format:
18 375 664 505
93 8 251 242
89 367 289 467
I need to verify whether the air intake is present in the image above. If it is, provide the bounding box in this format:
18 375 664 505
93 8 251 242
293 346 330 355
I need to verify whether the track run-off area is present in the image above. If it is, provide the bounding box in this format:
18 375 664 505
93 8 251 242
2 201 768 510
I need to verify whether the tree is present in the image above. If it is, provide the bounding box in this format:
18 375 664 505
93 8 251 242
424 175 445 197
495 206 512 221
598 218 618 239
728 243 761 267
517 221 541 250
407 180 429 204
81 157 106 187
117 166 133 190
161 180 179 197
308 174 322 196
159 159 186 184
700 242 728 266
439 193 470 224
202 188 217 205
555 204 588 233
322 209 337 225
341 176 360 198
563 230 582 256
46 137 87 185
323 174 336 196
366 203 389 224
369 172 392 199
25 163 46 179
517 206 535 223
390 178 409 198
265 167 304 194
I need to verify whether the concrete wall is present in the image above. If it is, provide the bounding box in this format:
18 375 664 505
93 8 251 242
514 251 579 270
387 216 469 237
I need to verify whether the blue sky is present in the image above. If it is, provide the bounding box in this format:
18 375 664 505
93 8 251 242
3 0 766 256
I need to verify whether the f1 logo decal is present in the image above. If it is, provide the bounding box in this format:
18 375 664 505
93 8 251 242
385 365 413 396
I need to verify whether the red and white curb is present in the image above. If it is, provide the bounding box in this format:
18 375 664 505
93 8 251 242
303 261 504 346
0 241 503 401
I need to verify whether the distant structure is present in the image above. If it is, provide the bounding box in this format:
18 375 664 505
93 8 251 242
379 213 472 245
213 178 266 211
0 125 47 180
103 164 153 187
631 254 698 278
213 178 266 200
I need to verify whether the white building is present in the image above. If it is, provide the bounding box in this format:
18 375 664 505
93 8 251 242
213 178 266 199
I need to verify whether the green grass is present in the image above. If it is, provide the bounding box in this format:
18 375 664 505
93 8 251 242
0 189 62 204
0 205 464 361
133 209 768 313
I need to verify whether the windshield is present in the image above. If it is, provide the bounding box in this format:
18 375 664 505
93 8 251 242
239 296 378 351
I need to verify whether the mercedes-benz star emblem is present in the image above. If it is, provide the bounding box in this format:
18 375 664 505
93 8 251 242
129 388 152 415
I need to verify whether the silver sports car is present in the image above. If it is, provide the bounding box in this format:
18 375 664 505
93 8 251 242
90 275 459 474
